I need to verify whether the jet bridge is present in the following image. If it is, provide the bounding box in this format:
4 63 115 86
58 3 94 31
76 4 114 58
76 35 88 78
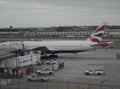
0 48 41 68
0 49 18 65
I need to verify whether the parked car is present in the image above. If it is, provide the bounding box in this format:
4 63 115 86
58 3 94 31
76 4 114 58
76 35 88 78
46 60 57 64
27 74 49 82
84 69 104 75
36 67 54 75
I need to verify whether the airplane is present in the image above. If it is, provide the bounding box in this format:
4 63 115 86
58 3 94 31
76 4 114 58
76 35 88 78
0 23 112 58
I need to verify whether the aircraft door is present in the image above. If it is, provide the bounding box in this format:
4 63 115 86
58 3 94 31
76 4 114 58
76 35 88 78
55 43 59 50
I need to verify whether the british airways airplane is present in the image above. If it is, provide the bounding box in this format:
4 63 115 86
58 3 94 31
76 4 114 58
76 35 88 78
0 23 112 57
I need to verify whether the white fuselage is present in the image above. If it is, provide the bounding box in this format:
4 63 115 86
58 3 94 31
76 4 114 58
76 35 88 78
0 40 97 53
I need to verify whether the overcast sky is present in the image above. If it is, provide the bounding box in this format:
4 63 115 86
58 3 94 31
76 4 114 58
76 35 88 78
0 0 120 27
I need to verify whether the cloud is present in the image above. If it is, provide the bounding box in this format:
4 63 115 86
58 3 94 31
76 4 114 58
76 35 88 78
0 0 120 27
1 0 120 15
0 0 8 4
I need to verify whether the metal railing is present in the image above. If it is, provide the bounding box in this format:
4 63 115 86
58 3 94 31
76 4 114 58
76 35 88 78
1 79 120 89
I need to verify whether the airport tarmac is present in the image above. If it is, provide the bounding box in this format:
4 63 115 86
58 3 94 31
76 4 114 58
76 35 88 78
0 49 120 89
50 49 120 86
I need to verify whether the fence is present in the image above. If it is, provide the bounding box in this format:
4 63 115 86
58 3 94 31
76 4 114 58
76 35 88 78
1 79 120 89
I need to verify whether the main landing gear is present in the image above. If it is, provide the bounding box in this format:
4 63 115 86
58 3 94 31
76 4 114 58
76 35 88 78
49 54 58 58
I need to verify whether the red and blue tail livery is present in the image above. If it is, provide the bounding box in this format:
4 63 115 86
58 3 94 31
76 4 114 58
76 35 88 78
87 23 107 43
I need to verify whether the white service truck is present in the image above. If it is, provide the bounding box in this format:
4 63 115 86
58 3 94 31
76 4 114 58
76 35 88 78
84 69 104 75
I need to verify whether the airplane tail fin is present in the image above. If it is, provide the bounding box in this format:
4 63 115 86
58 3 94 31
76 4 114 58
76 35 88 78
87 22 107 43
87 22 113 47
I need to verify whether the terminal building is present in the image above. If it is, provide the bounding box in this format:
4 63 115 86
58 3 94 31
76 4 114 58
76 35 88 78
23 26 120 38
23 29 120 40
0 27 120 39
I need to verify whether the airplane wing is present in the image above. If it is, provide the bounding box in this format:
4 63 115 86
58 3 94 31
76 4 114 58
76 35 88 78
30 46 50 52
24 45 57 54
